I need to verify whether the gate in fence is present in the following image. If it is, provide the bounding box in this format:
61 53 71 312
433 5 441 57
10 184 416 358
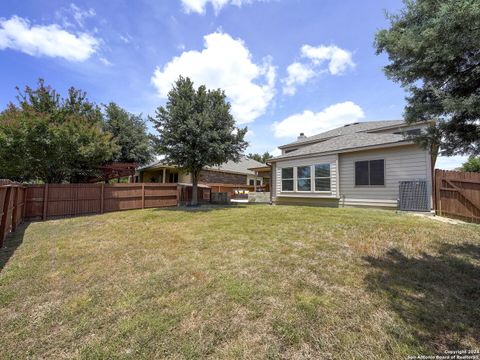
434 169 480 223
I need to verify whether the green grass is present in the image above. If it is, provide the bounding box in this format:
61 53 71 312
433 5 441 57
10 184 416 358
0 205 479 359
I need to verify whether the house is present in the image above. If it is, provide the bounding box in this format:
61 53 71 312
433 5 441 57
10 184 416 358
269 120 433 208
136 156 270 189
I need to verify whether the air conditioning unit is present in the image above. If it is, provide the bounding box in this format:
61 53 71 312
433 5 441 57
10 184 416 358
398 180 429 212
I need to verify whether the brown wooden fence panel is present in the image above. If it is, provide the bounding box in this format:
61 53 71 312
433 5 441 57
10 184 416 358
144 184 178 208
434 169 480 223
25 185 45 220
0 185 27 246
23 183 184 220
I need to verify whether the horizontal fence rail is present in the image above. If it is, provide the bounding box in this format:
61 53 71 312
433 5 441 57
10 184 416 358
435 169 480 224
0 181 227 244
24 183 185 221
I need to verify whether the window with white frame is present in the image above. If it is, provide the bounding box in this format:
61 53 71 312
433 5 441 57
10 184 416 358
314 164 331 191
296 166 311 191
281 167 294 191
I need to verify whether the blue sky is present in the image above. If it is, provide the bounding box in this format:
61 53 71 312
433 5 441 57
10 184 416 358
0 0 467 168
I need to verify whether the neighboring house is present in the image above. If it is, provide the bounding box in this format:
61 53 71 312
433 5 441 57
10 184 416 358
136 156 269 187
269 120 433 208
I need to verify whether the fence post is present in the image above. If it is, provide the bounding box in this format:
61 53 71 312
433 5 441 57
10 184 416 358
142 184 145 209
435 169 443 216
0 186 12 247
21 187 27 221
11 186 19 231
100 183 104 214
42 184 49 221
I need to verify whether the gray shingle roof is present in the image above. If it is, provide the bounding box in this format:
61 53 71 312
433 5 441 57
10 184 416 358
138 156 265 175
204 156 265 175
272 133 408 160
280 120 406 148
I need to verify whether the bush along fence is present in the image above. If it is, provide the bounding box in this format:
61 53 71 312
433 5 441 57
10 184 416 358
0 182 212 245
434 169 480 224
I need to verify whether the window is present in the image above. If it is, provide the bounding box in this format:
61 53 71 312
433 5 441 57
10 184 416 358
297 166 311 191
281 167 294 191
249 179 255 186
355 160 385 186
314 164 331 191
256 179 261 186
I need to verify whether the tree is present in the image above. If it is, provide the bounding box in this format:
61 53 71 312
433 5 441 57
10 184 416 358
103 102 153 165
0 79 116 183
247 152 273 163
375 0 480 156
151 76 248 205
461 156 480 172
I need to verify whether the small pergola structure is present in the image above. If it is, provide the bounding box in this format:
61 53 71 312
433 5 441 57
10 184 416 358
88 162 137 183
248 165 271 192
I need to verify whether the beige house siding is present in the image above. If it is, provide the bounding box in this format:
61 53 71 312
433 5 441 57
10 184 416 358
338 144 431 208
272 154 338 202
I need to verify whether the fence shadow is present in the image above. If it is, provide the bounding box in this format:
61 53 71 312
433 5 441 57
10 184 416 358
153 203 249 213
0 222 29 273
363 243 480 352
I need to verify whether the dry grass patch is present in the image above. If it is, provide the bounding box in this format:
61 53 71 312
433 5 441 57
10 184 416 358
0 205 479 359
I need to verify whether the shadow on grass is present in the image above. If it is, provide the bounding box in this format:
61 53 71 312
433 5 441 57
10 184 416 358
153 204 249 213
363 243 480 352
0 222 29 273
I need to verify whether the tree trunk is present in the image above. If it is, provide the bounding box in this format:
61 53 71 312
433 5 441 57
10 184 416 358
191 171 199 206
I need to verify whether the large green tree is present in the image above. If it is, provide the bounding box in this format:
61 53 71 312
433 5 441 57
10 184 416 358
151 76 248 205
0 79 116 183
247 152 273 164
461 156 480 173
375 0 480 156
103 102 153 165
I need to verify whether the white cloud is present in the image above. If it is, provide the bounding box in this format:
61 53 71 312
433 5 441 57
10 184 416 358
151 32 276 124
436 155 469 170
181 0 261 14
0 16 99 61
99 57 112 66
272 101 365 138
282 62 316 96
70 3 96 27
301 45 355 75
282 44 355 95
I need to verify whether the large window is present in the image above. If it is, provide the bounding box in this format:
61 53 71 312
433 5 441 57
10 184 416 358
281 167 294 191
355 159 385 186
297 166 311 191
314 164 331 191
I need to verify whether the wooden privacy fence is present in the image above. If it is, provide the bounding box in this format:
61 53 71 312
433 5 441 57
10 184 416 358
24 183 181 220
0 183 27 247
434 169 480 223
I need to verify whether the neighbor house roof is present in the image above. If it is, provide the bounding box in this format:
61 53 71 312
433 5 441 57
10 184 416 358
279 120 406 149
138 156 265 176
204 157 265 175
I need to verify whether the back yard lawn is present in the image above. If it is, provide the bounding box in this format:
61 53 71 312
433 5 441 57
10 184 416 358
1 205 479 359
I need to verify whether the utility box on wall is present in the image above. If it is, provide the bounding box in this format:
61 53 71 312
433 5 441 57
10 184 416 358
398 180 429 212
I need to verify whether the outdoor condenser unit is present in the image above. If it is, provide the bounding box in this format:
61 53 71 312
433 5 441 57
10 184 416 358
398 180 429 212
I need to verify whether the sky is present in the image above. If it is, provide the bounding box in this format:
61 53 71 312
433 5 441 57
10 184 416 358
0 0 468 169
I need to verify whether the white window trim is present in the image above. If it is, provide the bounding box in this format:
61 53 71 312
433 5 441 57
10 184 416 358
296 165 312 192
281 167 294 192
313 163 332 193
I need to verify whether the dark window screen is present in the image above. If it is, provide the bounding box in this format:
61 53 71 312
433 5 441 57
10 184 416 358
369 160 385 185
355 161 369 185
